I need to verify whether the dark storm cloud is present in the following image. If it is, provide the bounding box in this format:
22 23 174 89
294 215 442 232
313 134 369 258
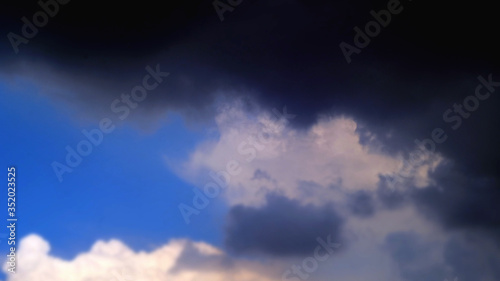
374 157 500 247
3 0 498 174
374 159 500 239
225 193 343 257
411 162 500 236
2 0 498 127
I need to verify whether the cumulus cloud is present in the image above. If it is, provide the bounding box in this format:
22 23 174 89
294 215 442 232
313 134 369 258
174 102 442 207
168 102 500 280
3 234 279 281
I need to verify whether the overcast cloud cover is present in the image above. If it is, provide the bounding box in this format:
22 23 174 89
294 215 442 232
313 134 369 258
0 0 499 280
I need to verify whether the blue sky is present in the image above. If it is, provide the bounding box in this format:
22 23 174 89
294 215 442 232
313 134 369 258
0 78 227 262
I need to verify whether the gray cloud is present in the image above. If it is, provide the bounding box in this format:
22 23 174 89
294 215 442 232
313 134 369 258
225 193 343 257
384 231 446 281
411 162 500 237
347 190 375 217
384 230 500 281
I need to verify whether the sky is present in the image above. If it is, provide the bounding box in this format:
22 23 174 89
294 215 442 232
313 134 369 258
0 0 499 280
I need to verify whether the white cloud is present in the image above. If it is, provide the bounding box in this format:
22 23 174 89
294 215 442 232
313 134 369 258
173 102 442 207
3 234 279 281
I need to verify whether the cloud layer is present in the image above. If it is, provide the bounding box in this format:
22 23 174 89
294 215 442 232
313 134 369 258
4 234 278 281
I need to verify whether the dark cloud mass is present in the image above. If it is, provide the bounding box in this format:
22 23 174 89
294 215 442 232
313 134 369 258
2 1 499 130
2 0 498 174
412 162 500 236
225 194 343 256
